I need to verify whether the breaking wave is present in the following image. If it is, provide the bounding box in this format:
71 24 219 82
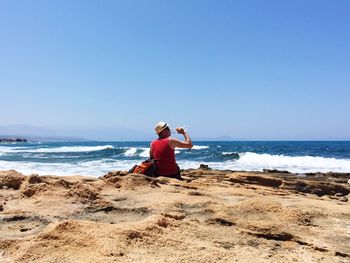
0 159 133 176
123 147 149 158
1 142 350 176
191 145 209 150
234 152 350 173
123 147 138 156
180 152 350 173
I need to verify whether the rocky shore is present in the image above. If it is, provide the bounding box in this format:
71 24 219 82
0 168 349 262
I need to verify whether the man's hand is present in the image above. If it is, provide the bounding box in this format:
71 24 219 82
169 127 192 149
175 127 185 134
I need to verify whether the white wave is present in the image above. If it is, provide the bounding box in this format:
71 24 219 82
192 145 209 150
139 148 150 158
0 159 136 177
178 152 350 173
0 145 115 153
1 151 350 177
233 152 350 173
124 147 138 156
175 150 180 154
122 147 150 158
0 146 26 153
176 145 209 151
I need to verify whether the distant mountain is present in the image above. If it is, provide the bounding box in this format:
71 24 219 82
0 125 89 142
0 124 152 141
0 124 56 136
214 135 236 141
25 136 90 142
0 124 241 141
0 134 90 142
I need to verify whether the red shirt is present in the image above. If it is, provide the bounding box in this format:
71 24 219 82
151 138 178 176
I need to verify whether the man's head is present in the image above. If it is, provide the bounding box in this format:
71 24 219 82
154 121 171 138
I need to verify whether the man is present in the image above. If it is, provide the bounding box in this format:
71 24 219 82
150 121 193 179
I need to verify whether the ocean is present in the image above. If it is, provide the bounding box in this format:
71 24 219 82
1 141 350 176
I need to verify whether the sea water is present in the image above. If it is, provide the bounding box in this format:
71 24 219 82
0 141 350 176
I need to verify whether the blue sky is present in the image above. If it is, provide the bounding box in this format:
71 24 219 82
1 0 349 140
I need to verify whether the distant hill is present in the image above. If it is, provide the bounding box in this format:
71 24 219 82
214 135 236 141
0 125 89 142
0 124 150 141
26 136 90 142
0 124 54 136
0 135 90 142
0 124 242 141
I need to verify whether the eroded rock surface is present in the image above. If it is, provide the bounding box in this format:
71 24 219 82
0 169 349 263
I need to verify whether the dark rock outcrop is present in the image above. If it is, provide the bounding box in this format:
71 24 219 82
0 138 27 143
199 164 211 170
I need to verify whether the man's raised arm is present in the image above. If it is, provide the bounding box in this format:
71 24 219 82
169 128 193 149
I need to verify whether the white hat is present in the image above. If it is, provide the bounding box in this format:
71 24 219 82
154 121 169 134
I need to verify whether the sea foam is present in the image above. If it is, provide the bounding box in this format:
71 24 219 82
2 142 350 176
123 147 138 156
1 151 350 177
191 145 209 150
0 159 134 176
236 152 350 173
122 147 149 158
139 148 150 158
177 145 209 151
179 152 350 173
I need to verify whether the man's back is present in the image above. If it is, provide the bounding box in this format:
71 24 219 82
151 138 178 176
150 121 193 178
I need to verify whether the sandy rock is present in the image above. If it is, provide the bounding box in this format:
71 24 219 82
100 171 128 179
162 212 186 220
289 180 350 196
243 222 294 241
112 173 159 190
27 174 42 184
0 170 25 190
67 182 99 203
22 183 48 197
228 173 283 187
1 169 350 262
339 196 348 202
